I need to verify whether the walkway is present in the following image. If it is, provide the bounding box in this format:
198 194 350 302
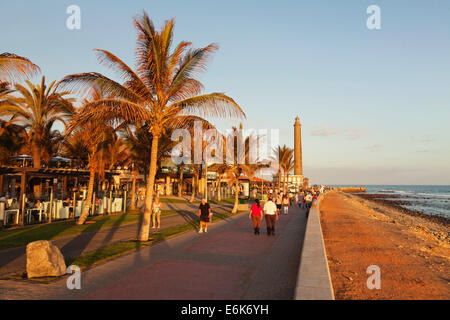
0 204 308 300
0 201 233 278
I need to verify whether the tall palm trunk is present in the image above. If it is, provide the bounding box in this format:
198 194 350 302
284 172 287 194
137 135 159 242
31 140 42 198
130 170 137 210
217 174 222 202
189 169 198 203
178 163 184 198
76 167 95 225
232 178 239 213
277 166 281 193
31 141 41 169
286 173 290 194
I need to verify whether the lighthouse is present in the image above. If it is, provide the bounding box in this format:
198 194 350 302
292 116 304 189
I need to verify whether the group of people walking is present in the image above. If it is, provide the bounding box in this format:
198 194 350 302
249 190 321 236
249 197 280 236
149 189 321 236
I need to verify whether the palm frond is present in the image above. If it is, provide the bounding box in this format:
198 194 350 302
168 93 245 119
0 52 40 82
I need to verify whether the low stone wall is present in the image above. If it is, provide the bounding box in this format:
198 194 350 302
337 187 366 193
294 195 335 300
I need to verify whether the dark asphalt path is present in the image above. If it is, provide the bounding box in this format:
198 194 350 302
0 204 307 299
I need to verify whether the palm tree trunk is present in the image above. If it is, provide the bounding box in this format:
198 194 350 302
277 166 281 193
31 141 42 198
189 169 197 203
31 141 41 169
137 135 159 242
217 174 222 202
76 167 95 225
286 173 290 194
130 170 137 210
232 178 239 213
178 163 184 198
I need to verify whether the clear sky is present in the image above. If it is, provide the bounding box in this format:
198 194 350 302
1 0 449 185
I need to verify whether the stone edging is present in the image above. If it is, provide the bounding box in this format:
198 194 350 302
294 194 335 300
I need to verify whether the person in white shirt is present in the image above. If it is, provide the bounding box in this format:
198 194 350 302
305 194 313 208
263 197 278 236
282 195 290 215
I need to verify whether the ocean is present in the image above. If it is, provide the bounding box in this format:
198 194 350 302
332 185 450 218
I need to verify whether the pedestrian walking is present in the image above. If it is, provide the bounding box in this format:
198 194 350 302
198 198 212 233
282 195 290 215
263 196 278 236
294 193 299 207
249 199 263 235
151 197 162 229
305 193 313 209
275 193 282 213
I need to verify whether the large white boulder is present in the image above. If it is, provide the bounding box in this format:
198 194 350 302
26 240 66 278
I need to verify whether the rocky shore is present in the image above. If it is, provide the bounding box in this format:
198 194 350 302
353 193 449 242
355 193 449 226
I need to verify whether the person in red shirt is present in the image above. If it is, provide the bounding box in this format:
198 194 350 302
249 199 263 235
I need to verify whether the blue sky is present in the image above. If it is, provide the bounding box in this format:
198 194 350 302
1 0 449 185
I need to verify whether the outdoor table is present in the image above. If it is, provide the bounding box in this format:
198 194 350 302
4 209 19 226
27 208 43 223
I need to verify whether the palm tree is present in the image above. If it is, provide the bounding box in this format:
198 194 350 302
123 122 179 204
189 164 201 203
61 129 90 169
223 125 268 213
66 119 115 224
272 145 293 193
0 119 25 164
65 85 121 224
57 12 245 241
40 125 64 165
106 133 129 170
173 119 215 203
1 77 74 169
281 153 294 194
0 52 40 83
0 82 14 107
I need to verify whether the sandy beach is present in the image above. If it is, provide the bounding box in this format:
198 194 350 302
320 191 450 300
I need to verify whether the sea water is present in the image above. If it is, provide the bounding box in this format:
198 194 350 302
332 185 450 218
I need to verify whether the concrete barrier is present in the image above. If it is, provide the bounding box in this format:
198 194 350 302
295 195 335 300
337 187 366 193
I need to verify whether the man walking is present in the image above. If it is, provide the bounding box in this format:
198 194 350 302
263 196 278 236
198 198 211 233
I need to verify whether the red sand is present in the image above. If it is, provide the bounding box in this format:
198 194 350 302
320 192 450 300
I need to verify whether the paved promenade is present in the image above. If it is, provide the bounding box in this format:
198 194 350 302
0 204 308 300
0 200 233 278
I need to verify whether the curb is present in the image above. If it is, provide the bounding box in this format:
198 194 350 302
294 194 335 300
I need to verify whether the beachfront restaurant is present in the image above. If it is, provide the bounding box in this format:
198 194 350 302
0 166 129 227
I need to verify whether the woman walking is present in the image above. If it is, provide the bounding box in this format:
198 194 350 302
151 197 162 229
249 199 263 235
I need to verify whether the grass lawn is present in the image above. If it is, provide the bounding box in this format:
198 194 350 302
158 198 188 203
208 198 235 204
0 209 178 251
